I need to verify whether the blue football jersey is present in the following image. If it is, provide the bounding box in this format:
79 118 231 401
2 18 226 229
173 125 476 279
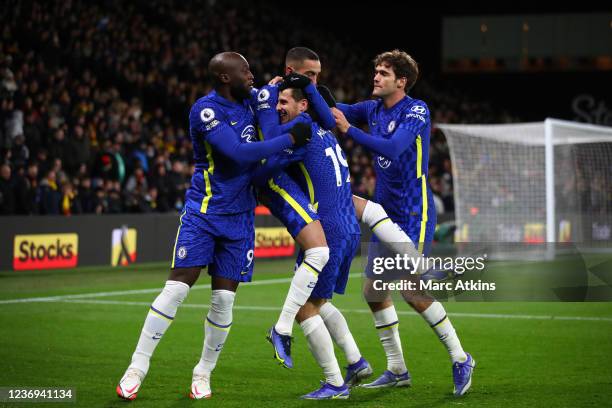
185 90 258 214
291 121 360 236
340 96 433 225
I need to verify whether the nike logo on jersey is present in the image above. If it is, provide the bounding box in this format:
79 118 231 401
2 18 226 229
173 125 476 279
230 121 238 125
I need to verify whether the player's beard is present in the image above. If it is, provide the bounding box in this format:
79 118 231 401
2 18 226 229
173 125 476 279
230 82 251 101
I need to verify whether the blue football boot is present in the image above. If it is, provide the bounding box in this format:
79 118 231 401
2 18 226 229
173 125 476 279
266 326 293 369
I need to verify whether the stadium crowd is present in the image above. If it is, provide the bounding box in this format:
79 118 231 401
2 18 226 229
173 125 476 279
0 0 519 216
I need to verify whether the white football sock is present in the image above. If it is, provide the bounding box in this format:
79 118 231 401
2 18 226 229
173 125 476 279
420 301 467 363
300 315 343 387
129 280 190 375
194 289 236 377
320 302 361 365
361 200 425 273
373 305 407 375
275 246 329 335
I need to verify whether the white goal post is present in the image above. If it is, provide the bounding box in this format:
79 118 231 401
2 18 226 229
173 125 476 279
438 119 612 256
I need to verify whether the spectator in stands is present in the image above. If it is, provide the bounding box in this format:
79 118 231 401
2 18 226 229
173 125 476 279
0 163 15 214
0 0 524 216
38 169 61 214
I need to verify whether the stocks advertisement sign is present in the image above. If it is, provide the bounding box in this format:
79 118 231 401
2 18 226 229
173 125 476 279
13 233 79 270
254 227 295 258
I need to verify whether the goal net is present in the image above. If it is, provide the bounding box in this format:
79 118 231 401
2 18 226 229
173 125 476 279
438 119 612 258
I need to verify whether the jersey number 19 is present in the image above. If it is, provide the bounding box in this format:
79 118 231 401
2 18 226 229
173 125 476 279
325 144 350 187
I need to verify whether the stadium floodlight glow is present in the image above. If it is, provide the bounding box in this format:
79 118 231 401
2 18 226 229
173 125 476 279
438 119 612 259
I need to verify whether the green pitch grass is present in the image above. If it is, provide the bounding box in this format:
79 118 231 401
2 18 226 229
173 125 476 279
1 259 612 407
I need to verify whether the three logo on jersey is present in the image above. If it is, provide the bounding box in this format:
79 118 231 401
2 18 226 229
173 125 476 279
241 125 256 143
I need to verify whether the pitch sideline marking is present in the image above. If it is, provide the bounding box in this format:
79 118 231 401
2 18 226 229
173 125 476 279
51 298 612 323
2 275 612 323
0 274 336 304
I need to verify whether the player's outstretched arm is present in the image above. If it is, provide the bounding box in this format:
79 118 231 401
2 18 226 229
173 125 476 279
278 113 312 134
347 126 415 160
206 122 311 165
251 151 302 187
334 104 429 160
253 84 283 140
302 83 335 130
335 101 372 125
206 124 291 165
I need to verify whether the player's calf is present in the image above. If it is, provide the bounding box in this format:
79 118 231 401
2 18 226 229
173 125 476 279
116 279 191 400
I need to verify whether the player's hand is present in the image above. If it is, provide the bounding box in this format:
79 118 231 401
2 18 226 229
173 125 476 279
289 122 312 147
317 85 337 107
280 73 311 90
332 108 351 133
268 76 283 86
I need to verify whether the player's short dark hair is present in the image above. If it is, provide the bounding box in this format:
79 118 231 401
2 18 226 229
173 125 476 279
373 49 419 92
285 47 319 66
286 87 306 103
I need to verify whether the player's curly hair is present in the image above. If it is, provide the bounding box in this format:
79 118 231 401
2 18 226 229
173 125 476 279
373 49 419 92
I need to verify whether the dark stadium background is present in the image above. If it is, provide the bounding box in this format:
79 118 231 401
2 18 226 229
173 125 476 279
0 0 609 217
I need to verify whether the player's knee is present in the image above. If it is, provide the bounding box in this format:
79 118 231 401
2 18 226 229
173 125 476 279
162 280 191 306
362 200 387 227
304 246 330 273
210 289 235 314
318 301 339 320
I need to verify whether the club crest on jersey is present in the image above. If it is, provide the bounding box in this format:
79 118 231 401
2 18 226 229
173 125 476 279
241 125 256 143
377 155 392 169
317 128 326 138
387 120 396 133
177 246 187 259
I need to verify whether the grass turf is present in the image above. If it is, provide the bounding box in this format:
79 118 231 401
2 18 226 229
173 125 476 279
1 259 612 407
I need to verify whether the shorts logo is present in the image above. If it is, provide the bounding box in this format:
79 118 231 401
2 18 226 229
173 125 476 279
241 125 256 143
411 105 426 114
177 246 187 259
257 89 270 102
377 156 392 169
200 108 215 123
387 120 396 133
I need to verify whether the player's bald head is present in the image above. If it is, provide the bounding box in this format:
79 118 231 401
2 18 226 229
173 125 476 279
208 52 248 84
207 52 254 100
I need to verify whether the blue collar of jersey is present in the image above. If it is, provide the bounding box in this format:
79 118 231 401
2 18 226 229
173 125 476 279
377 95 411 113
209 90 247 108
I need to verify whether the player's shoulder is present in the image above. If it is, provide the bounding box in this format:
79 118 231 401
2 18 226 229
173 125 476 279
190 92 227 124
365 98 381 110
399 96 430 123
